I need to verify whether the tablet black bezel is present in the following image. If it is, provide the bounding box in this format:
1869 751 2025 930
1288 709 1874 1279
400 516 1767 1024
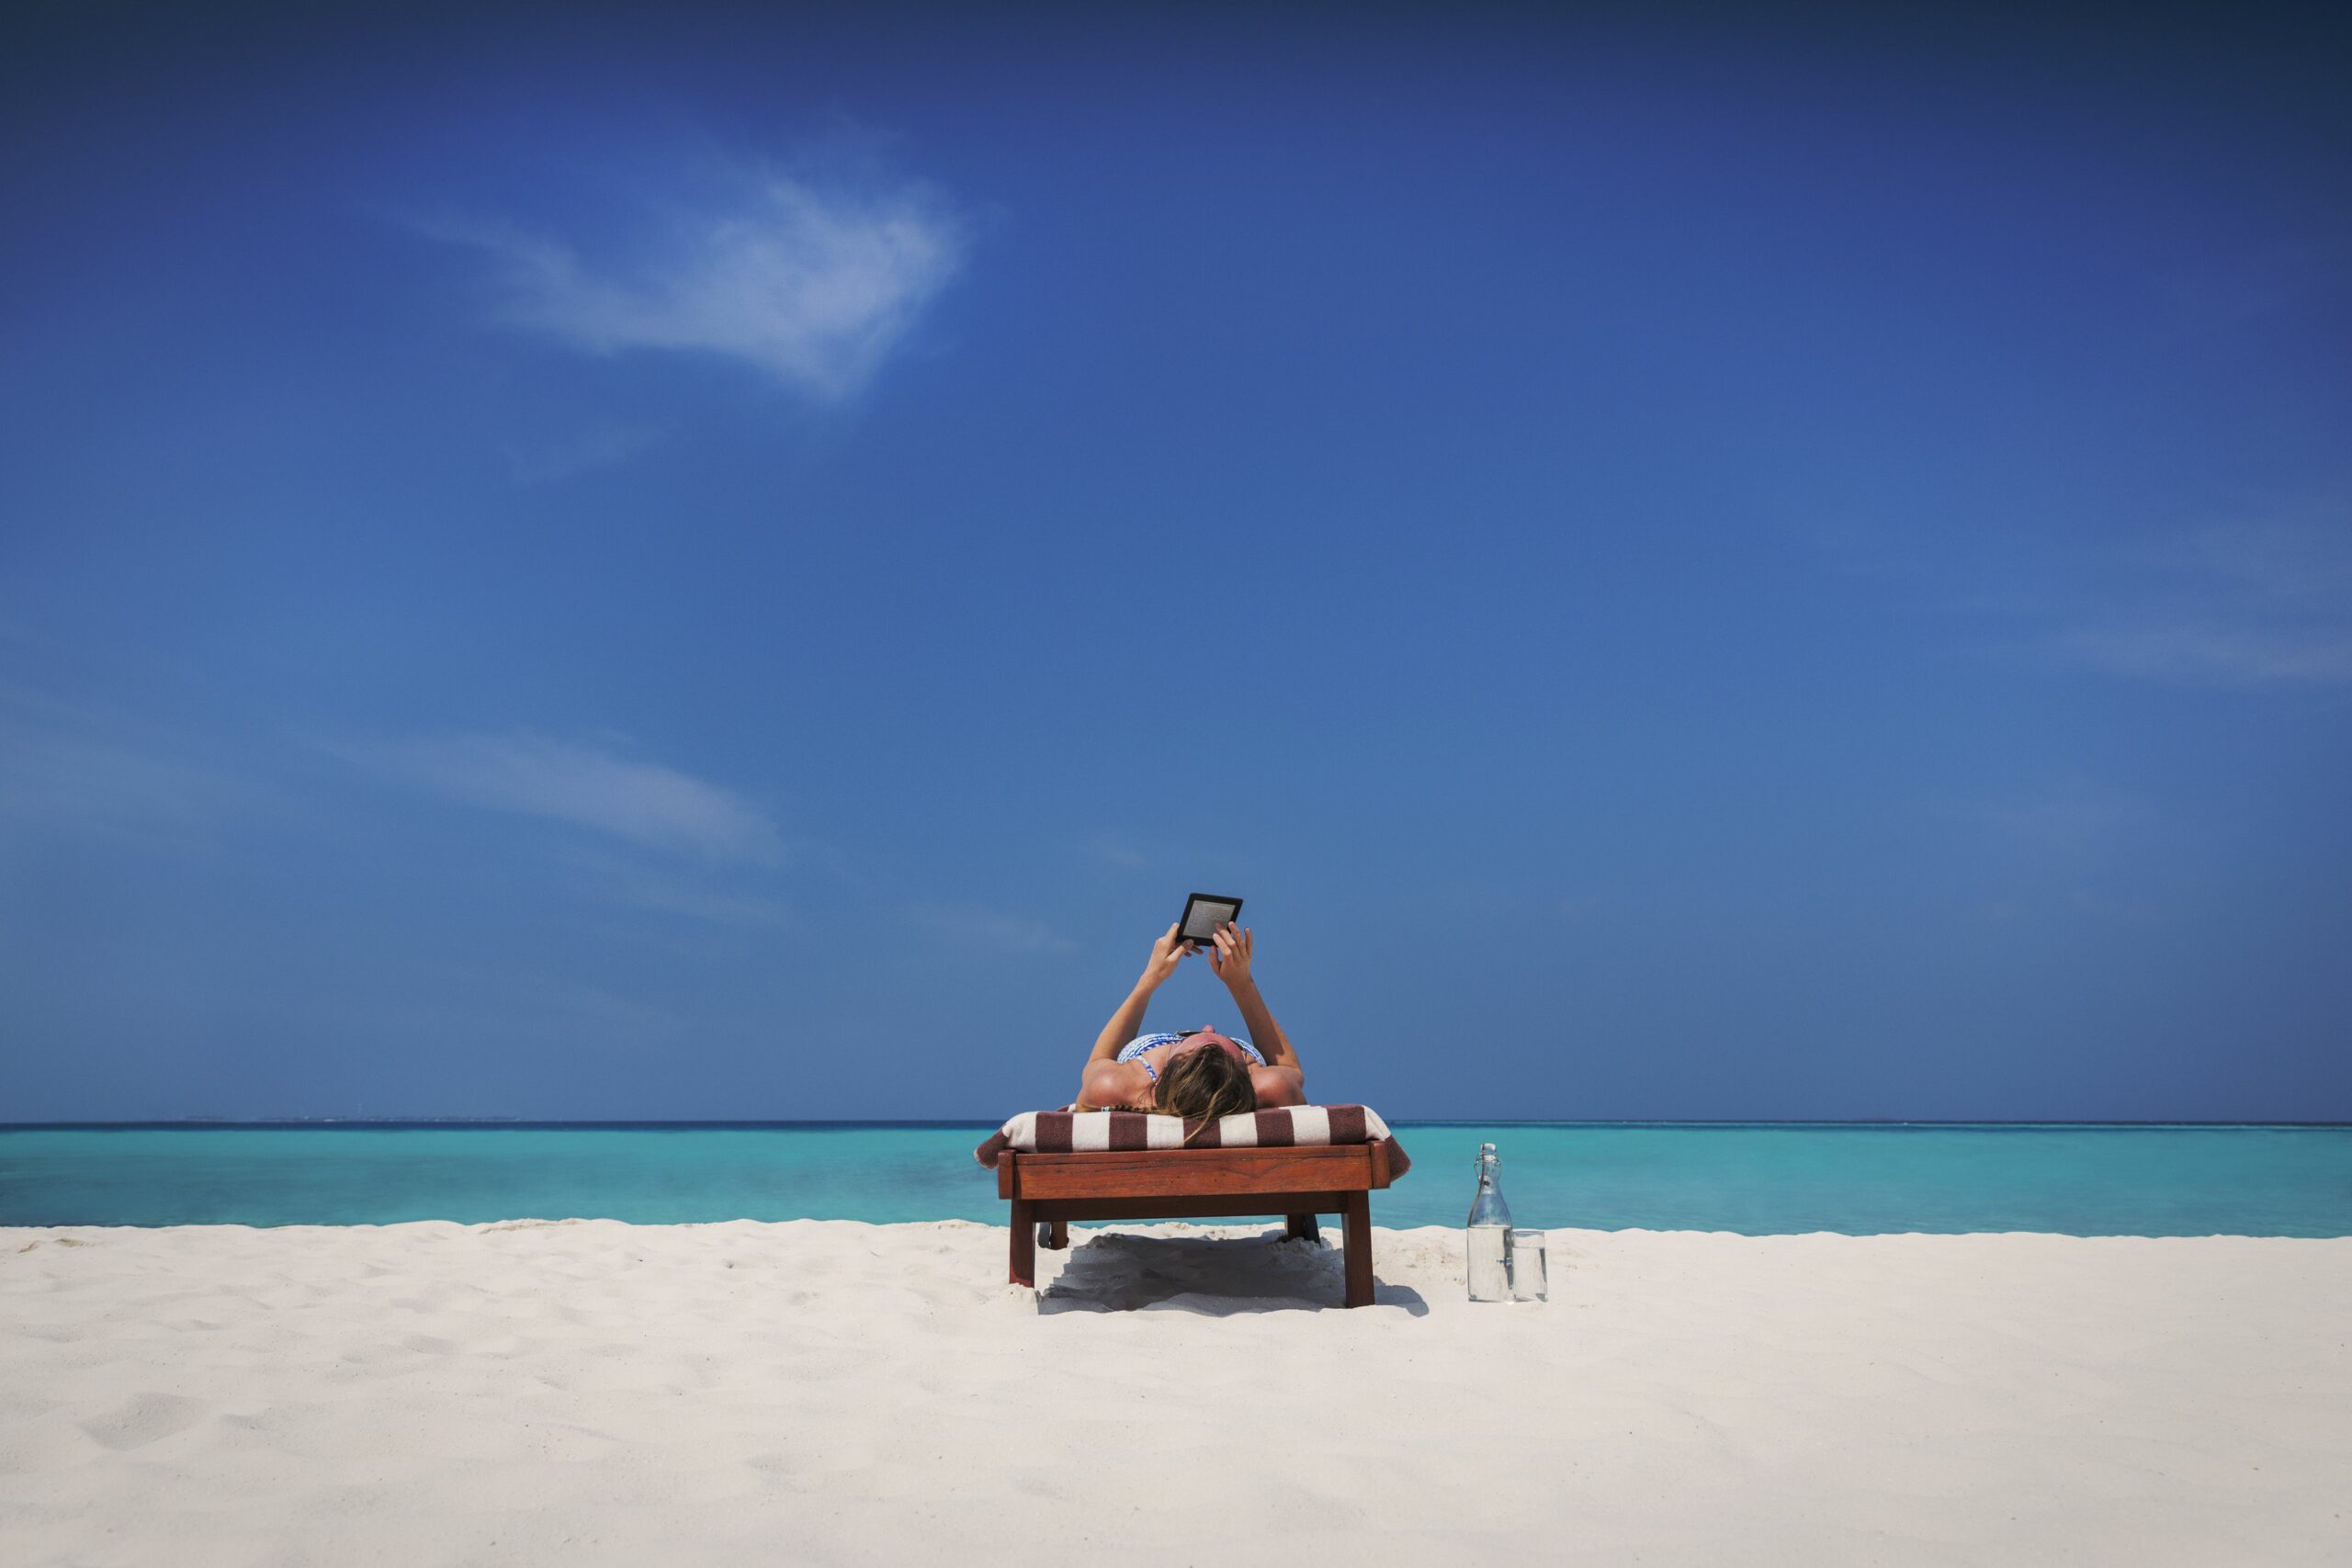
1178 892 1244 949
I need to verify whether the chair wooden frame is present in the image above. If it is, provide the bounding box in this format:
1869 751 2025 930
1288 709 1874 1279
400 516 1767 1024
994 1139 1404 1307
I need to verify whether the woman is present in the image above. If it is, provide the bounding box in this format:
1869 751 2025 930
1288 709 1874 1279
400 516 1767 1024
1075 920 1306 1117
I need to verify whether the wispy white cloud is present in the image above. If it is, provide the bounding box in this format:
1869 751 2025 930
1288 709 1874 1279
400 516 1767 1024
1870 508 2352 692
328 733 784 863
1082 830 1150 870
503 422 669 486
2138 518 2352 604
356 964 693 1059
2043 517 2352 689
597 874 797 927
1927 776 2154 854
2053 622 2352 686
1924 776 2168 926
427 162 966 402
544 843 798 928
0 683 252 846
910 900 1076 954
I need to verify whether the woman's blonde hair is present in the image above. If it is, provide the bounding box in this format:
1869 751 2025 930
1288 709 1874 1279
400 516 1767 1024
1153 1043 1256 1141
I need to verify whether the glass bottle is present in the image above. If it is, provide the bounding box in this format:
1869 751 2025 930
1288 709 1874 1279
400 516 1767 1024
1466 1142 1513 1302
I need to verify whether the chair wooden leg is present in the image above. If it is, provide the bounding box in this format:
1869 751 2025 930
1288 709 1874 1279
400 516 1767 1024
1009 1199 1036 1287
1041 1219 1069 1250
1285 1213 1320 1243
1340 1192 1374 1307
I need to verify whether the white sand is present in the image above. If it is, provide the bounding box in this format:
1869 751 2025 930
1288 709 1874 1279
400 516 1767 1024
3 1221 2347 1566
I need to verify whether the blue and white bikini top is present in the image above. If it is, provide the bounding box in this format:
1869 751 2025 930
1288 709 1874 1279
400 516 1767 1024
1116 1030 1267 1083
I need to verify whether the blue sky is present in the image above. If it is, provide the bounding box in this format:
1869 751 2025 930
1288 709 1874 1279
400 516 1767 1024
3 3 2348 1121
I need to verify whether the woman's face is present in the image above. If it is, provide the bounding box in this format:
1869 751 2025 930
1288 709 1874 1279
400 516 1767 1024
1176 1031 1250 1068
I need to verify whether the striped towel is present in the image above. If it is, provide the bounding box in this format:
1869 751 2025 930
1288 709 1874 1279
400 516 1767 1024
974 1105 1408 1175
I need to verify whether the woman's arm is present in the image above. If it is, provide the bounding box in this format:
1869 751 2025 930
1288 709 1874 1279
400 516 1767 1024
1076 924 1193 1107
1085 979 1156 1069
1210 925 1296 1068
1210 925 1306 1106
1086 923 1190 1065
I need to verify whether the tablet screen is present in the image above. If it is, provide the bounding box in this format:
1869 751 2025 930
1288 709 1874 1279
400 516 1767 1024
1181 894 1242 944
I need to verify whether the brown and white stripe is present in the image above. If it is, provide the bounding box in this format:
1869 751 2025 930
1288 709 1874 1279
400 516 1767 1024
973 1104 1408 1174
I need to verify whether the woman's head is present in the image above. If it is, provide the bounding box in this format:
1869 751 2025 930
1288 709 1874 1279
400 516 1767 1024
1154 1036 1257 1127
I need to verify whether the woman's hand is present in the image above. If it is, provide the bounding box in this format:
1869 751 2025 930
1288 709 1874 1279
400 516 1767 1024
1209 923 1254 988
1137 922 1193 989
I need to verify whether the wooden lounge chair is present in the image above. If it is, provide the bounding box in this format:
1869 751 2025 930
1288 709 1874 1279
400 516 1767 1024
975 1106 1411 1308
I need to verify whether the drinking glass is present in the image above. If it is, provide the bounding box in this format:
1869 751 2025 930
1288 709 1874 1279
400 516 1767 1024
1508 1229 1547 1302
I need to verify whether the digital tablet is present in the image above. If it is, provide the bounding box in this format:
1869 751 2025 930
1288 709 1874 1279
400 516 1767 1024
1179 892 1244 947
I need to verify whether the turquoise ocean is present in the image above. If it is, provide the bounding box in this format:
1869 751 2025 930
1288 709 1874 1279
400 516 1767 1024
4 1123 2349 1235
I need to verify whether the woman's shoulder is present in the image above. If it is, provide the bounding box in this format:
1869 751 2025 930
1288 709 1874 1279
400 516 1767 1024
1079 1056 1155 1110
